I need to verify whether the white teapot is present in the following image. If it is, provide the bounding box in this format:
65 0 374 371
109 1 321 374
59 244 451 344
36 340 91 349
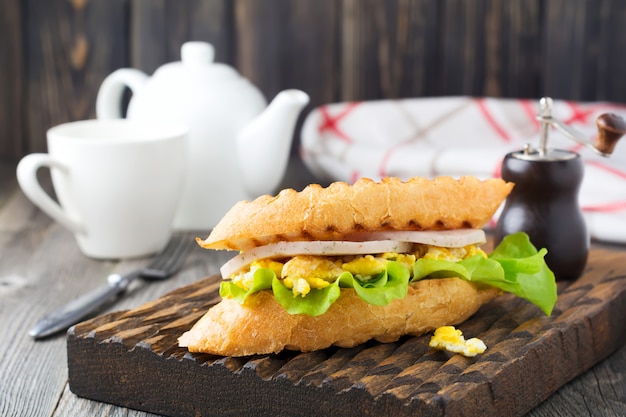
96 41 309 229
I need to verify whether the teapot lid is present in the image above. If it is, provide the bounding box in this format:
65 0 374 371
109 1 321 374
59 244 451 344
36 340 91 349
181 42 215 65
155 41 239 80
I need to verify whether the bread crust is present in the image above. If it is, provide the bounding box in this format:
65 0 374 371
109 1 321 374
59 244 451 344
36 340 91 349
198 176 513 251
178 278 500 357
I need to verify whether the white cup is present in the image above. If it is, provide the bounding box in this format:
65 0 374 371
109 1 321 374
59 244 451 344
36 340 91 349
17 119 188 259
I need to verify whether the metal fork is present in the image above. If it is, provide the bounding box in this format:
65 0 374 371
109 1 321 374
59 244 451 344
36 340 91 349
29 234 196 339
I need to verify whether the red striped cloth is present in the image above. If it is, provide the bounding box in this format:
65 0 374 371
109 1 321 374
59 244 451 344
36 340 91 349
301 97 626 244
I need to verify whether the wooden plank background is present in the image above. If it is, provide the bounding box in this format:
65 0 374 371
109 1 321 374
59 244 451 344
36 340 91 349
2 0 626 162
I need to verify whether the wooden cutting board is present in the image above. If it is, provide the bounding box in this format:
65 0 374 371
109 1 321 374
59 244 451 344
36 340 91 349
67 248 626 417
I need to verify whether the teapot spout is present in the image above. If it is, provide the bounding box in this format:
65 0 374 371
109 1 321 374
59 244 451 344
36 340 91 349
237 89 310 196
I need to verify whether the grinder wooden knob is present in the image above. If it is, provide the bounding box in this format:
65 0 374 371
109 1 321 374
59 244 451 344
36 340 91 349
595 113 626 155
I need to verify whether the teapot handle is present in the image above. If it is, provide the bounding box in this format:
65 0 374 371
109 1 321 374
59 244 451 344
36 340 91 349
96 68 149 119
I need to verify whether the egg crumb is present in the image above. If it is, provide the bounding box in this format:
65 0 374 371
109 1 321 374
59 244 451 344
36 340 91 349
429 326 487 357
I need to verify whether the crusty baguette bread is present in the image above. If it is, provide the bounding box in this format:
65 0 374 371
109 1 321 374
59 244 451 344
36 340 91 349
178 278 500 357
198 176 513 251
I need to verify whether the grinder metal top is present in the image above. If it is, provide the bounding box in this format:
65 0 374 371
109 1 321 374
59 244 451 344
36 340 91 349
511 97 626 161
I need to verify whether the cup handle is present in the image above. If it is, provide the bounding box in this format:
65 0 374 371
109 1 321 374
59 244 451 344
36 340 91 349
16 153 85 233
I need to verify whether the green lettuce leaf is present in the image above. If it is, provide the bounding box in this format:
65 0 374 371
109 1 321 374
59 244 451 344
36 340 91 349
412 232 557 316
272 276 341 316
485 232 557 316
338 261 410 306
219 267 273 303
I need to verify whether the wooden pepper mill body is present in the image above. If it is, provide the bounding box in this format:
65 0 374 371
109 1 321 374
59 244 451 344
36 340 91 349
494 151 588 280
494 97 626 280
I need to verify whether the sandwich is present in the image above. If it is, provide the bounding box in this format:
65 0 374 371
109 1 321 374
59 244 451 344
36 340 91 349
179 176 557 357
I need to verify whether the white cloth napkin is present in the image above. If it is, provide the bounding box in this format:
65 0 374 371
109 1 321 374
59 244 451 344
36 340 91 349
300 96 626 244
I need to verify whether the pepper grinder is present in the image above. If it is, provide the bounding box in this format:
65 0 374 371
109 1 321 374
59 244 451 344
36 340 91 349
494 97 626 280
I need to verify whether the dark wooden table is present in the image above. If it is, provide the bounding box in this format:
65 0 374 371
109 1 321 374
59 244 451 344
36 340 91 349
1 157 625 417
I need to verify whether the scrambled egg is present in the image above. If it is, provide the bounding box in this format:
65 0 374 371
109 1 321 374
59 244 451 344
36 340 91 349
230 259 284 290
282 253 402 296
342 255 386 278
229 245 485 298
282 256 343 296
422 245 486 261
381 252 416 270
429 326 487 357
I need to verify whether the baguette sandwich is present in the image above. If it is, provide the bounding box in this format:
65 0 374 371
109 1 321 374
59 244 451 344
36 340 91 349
179 176 557 357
